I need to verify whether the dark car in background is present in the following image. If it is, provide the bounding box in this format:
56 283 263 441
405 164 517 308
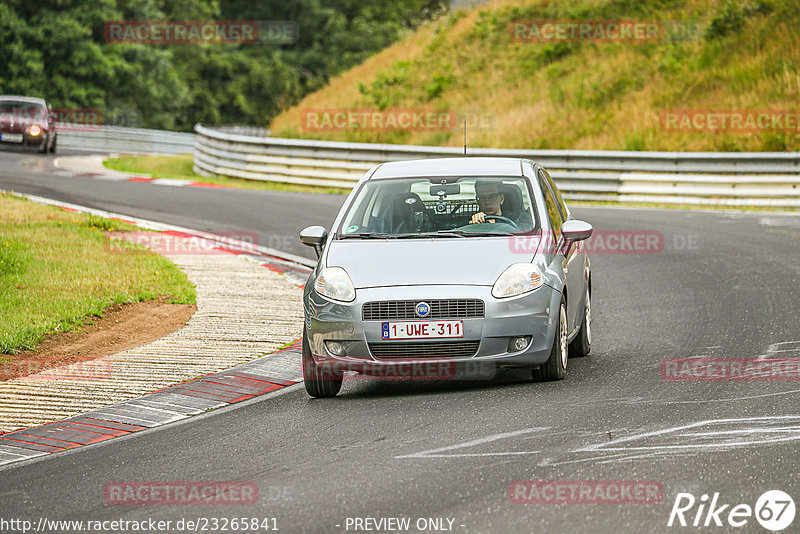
0 96 57 153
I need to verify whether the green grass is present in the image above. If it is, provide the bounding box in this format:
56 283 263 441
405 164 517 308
105 154 198 180
103 155 350 195
0 194 196 354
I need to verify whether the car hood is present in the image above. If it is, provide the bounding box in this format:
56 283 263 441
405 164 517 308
325 236 541 288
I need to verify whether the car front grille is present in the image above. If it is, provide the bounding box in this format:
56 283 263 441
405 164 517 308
368 340 480 360
362 299 484 321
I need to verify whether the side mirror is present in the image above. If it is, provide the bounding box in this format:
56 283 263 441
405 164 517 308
300 225 328 258
561 219 593 242
560 220 592 256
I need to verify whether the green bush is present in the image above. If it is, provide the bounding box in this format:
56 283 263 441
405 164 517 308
705 1 774 39
358 61 414 109
426 65 455 99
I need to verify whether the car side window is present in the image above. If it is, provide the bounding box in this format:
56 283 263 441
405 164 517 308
537 174 563 240
541 169 569 221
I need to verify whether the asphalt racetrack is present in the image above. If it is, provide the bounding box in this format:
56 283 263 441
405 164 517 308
2 150 800 533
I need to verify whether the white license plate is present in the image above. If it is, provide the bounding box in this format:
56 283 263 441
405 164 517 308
0 133 23 143
381 320 463 340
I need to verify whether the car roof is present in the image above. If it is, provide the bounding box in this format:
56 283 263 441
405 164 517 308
0 95 47 105
369 157 525 180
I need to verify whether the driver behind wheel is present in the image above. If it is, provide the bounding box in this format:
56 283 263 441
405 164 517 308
469 180 505 224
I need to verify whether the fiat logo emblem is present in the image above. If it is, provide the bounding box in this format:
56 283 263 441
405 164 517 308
415 301 430 318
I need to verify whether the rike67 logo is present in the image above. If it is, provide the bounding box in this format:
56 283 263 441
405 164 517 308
668 490 795 531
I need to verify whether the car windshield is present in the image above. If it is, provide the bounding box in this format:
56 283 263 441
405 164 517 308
337 176 538 238
0 100 45 117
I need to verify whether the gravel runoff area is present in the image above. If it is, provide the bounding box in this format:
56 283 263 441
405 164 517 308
0 247 305 434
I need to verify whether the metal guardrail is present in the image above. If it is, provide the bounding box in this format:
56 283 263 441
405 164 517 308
209 125 271 138
190 123 797 206
50 124 800 206
60 126 195 155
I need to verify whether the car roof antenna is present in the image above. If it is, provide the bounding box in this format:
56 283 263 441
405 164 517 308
463 120 467 157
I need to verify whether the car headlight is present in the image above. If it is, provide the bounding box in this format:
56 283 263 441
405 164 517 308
314 267 356 302
492 263 544 298
28 125 42 136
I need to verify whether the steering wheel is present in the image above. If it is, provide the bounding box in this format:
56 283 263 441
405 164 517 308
477 215 521 230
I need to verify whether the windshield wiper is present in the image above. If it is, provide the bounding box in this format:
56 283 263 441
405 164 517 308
398 231 466 238
443 229 515 237
336 232 396 239
337 231 472 239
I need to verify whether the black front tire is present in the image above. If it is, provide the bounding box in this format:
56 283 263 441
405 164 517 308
302 331 343 398
537 298 568 382
49 133 57 154
569 287 591 358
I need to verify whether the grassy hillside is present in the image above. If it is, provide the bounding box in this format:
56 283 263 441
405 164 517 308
269 0 800 151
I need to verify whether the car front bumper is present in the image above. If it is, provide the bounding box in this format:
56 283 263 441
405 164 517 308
0 130 48 149
303 284 562 375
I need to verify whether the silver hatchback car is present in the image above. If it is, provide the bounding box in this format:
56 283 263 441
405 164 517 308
299 157 593 397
